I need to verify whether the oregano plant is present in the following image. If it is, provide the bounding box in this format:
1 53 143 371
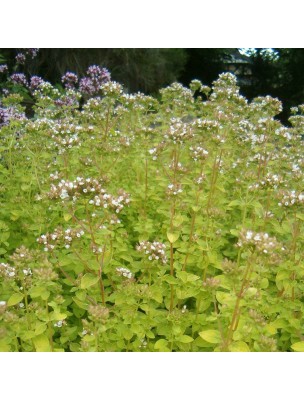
1 61 304 352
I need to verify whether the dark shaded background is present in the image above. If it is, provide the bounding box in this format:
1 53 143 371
1 48 304 123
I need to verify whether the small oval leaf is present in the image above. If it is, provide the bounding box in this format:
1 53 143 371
80 273 99 289
199 330 221 344
178 335 194 343
229 341 250 352
291 342 304 352
7 292 24 306
167 231 179 244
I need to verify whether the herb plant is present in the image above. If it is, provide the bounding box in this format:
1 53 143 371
1 64 304 352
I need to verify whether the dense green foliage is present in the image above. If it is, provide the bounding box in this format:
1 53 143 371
1 71 304 352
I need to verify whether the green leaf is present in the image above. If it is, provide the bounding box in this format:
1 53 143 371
176 287 200 299
229 341 250 352
167 231 179 243
33 334 51 352
149 286 163 303
29 286 50 300
63 213 72 222
199 330 221 344
173 214 186 227
227 200 241 208
21 331 36 340
265 324 277 335
260 278 269 289
178 335 194 343
295 213 304 221
7 292 24 306
162 275 178 285
291 342 304 352
0 340 10 351
72 297 89 310
80 273 99 289
49 311 67 321
216 291 236 306
176 271 200 283
246 287 258 297
42 290 51 300
34 322 47 335
154 339 170 351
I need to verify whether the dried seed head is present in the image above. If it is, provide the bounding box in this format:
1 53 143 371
88 305 109 322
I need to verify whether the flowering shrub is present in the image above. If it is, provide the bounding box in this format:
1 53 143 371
1 68 304 352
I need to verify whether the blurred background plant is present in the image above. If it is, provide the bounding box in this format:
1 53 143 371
2 48 304 123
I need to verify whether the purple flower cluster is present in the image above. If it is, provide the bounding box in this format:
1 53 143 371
79 65 111 96
54 96 78 108
87 65 110 82
27 48 39 58
0 64 8 74
16 53 26 64
10 73 28 87
29 76 44 91
15 49 39 65
0 107 27 127
61 72 78 89
0 108 9 127
79 77 96 95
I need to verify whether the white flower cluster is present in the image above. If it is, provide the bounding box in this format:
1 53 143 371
214 72 238 87
275 127 296 142
278 190 304 207
116 267 133 279
92 245 104 254
54 320 65 328
287 160 304 180
0 262 16 278
249 173 284 190
237 119 255 134
189 79 211 95
168 160 187 172
148 142 165 161
49 171 62 181
160 83 194 108
210 73 247 106
289 115 304 129
49 122 83 153
22 268 32 276
189 145 209 162
26 117 54 132
109 215 121 225
82 97 103 112
136 241 167 264
48 177 105 201
37 227 85 251
148 147 158 160
167 183 183 196
89 189 130 213
121 93 157 111
164 118 193 144
193 119 221 133
250 96 283 116
196 173 206 185
0 261 32 279
101 81 123 97
237 229 281 254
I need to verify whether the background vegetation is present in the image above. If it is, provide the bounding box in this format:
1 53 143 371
1 48 304 107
